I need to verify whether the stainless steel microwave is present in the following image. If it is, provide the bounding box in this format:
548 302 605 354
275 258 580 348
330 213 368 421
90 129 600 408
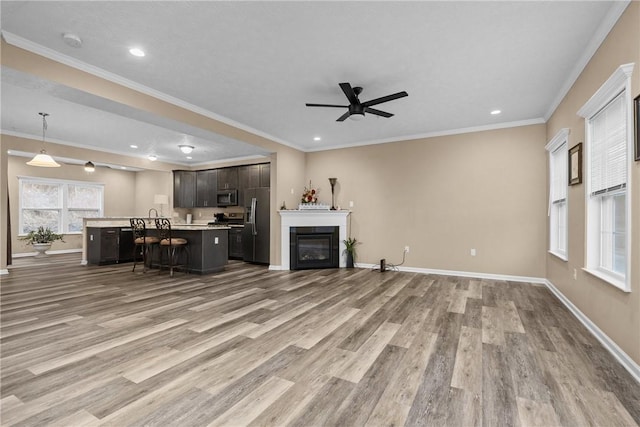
216 189 238 206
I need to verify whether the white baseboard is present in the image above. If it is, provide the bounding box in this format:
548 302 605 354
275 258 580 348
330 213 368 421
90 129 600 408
12 248 83 258
268 265 283 271
0 269 8 275
544 279 640 384
355 263 546 284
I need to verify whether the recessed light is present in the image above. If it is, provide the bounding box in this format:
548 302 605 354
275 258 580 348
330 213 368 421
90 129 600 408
129 47 145 57
490 109 501 115
186 156 193 160
130 144 138 149
313 136 321 141
62 33 82 48
148 155 157 161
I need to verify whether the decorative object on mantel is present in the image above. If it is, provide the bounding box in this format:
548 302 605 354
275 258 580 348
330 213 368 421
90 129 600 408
298 203 331 210
20 226 65 258
329 177 337 210
343 237 359 268
26 112 61 168
301 180 318 204
280 201 287 210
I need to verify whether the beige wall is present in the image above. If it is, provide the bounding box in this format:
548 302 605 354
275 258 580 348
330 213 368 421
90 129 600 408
7 153 137 254
306 124 547 278
546 2 640 364
134 170 173 218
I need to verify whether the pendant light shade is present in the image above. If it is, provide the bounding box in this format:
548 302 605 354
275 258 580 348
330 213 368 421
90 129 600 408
84 161 95 172
27 112 61 168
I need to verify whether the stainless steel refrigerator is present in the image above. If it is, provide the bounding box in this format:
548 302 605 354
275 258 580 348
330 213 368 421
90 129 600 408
242 187 270 264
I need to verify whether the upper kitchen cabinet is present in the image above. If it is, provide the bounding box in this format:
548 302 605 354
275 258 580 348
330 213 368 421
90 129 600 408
196 169 217 207
259 163 270 188
217 167 239 190
173 170 196 208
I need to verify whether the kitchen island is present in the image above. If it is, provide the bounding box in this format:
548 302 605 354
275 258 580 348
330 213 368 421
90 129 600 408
83 218 229 274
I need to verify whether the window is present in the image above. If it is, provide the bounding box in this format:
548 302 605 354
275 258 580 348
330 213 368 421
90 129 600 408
19 177 104 235
578 63 634 291
545 128 569 260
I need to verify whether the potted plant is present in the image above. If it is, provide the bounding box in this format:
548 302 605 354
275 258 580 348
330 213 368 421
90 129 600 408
20 226 64 258
343 237 359 268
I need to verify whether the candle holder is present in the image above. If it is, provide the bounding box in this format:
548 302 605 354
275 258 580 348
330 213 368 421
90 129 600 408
329 177 337 210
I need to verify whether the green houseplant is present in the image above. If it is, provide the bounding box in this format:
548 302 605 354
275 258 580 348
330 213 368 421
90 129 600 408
20 226 64 258
343 237 359 268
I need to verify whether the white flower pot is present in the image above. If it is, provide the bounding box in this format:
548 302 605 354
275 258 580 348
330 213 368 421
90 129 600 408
32 243 52 258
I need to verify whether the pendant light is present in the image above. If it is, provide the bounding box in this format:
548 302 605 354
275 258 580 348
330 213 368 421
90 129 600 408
84 161 95 172
27 112 61 168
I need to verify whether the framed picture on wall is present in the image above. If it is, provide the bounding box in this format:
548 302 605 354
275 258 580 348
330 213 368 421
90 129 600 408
569 143 582 185
634 94 640 161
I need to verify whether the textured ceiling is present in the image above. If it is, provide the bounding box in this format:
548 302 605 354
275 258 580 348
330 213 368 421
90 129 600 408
0 1 629 166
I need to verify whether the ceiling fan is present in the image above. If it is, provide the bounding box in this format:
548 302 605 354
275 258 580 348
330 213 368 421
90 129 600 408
306 82 408 122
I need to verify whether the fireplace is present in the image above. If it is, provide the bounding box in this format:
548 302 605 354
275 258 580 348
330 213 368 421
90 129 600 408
290 226 339 270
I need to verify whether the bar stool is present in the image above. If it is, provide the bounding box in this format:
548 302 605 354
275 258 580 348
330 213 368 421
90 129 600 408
155 218 189 277
130 218 160 272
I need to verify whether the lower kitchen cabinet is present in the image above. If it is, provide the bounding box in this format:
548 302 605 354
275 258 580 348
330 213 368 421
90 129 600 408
87 227 120 265
228 228 243 259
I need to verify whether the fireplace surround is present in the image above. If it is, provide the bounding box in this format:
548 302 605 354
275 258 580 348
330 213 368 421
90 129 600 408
278 210 350 270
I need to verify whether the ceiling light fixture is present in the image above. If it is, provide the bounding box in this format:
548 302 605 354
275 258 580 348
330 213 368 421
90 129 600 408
313 136 321 141
148 155 157 161
27 112 61 168
84 161 95 172
349 112 365 121
179 144 194 154
130 144 138 149
186 156 193 160
129 47 145 57
62 33 82 48
490 109 502 115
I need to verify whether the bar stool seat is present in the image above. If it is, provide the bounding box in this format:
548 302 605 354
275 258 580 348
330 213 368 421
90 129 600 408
130 218 159 272
155 218 189 277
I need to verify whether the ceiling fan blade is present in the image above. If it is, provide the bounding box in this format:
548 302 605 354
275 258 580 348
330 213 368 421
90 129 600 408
305 103 348 108
339 82 359 105
362 91 408 107
336 111 351 122
364 107 393 118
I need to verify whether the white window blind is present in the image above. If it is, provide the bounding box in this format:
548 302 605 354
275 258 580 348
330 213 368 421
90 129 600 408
550 144 567 206
589 92 626 196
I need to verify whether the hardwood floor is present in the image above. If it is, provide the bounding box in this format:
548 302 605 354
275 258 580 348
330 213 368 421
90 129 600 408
1 254 639 426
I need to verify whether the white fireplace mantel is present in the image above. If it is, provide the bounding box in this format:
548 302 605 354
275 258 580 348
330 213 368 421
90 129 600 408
279 210 350 270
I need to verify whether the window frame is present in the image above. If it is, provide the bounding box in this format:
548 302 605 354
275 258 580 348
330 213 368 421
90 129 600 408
577 63 634 292
545 128 570 261
18 176 104 236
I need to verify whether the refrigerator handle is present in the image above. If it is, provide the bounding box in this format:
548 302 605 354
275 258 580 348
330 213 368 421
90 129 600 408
251 197 257 236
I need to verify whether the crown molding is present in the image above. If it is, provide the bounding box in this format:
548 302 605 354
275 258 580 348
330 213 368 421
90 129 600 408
544 1 631 121
1 31 300 152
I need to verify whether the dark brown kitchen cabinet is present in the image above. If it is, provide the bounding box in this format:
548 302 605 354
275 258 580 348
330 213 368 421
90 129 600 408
217 167 238 190
173 170 196 208
196 169 217 207
86 227 120 265
228 228 243 259
259 163 270 187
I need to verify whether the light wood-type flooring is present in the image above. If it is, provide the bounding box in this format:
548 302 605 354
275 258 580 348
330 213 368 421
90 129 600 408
1 254 639 426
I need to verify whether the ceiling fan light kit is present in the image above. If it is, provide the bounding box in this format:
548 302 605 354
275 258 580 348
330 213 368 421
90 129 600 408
306 82 408 122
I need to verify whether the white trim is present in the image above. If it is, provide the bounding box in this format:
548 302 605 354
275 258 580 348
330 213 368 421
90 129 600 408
545 279 640 384
305 118 546 153
582 267 629 293
268 265 283 271
354 263 547 285
0 269 9 275
544 1 631 120
548 250 568 262
1 31 299 152
11 248 83 258
545 128 571 152
577 63 634 119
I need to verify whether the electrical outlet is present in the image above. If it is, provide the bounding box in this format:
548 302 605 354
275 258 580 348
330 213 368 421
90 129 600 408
291 188 294 194
470 248 476 256
214 237 219 244
573 268 577 280
199 212 202 218
349 201 354 208
404 246 410 253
